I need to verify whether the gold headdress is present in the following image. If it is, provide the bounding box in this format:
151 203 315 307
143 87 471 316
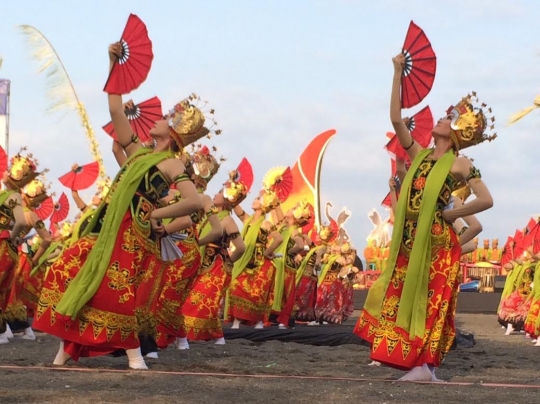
223 158 253 207
6 147 41 189
447 92 496 151
291 200 313 227
259 189 280 214
23 177 50 208
167 93 221 149
187 144 225 187
60 221 73 239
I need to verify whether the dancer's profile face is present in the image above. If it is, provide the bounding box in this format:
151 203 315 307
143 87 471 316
251 196 262 210
432 116 452 138
213 190 224 206
150 118 170 138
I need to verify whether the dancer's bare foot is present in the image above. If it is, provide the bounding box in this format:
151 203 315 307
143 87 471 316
368 360 381 367
22 327 36 341
254 321 264 329
0 333 9 345
398 364 432 382
126 347 148 370
504 323 514 335
231 318 241 329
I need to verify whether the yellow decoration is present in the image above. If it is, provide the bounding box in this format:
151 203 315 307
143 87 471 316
18 25 106 180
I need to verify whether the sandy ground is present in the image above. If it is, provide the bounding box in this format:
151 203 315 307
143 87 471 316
1 313 539 404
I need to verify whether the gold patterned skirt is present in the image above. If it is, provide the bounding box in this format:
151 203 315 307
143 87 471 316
34 212 166 361
354 229 461 370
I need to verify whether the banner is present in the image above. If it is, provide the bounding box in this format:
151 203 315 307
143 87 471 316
0 79 10 154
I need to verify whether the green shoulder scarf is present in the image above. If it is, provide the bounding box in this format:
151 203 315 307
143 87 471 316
198 210 230 258
363 149 455 340
271 225 294 312
225 215 265 317
318 253 340 287
56 148 172 319
30 240 62 277
296 245 319 286
0 190 16 206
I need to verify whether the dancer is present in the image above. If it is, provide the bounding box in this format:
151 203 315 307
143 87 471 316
0 151 34 343
355 53 494 382
228 188 283 329
33 42 208 370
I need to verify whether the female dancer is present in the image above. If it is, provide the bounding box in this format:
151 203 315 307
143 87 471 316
33 42 208 370
228 189 283 329
355 53 494 381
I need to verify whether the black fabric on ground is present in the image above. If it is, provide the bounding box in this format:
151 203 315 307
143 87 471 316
223 323 370 347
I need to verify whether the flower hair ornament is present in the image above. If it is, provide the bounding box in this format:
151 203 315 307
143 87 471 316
259 188 280 214
6 147 42 189
223 157 254 207
167 93 221 149
447 92 496 152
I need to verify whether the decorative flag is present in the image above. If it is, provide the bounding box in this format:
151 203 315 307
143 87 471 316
279 129 337 234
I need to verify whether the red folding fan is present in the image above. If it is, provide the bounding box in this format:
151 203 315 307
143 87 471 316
34 196 54 221
270 167 293 202
50 192 70 223
500 236 514 267
524 217 540 254
0 145 7 174
58 161 100 191
236 158 254 192
103 14 154 95
385 106 434 161
401 21 437 109
102 96 161 143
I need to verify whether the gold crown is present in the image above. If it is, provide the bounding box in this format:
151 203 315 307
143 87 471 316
291 200 313 227
23 177 50 208
447 92 496 151
223 172 249 205
340 242 352 254
167 93 221 148
259 189 280 214
492 238 499 243
7 147 41 189
187 143 225 186
319 223 338 244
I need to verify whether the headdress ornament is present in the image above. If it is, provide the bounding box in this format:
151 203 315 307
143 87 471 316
447 92 496 151
6 147 41 189
291 200 313 227
222 158 253 207
96 177 112 200
22 177 51 208
186 143 225 187
167 93 221 149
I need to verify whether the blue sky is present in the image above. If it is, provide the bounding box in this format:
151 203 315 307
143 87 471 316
1 0 539 253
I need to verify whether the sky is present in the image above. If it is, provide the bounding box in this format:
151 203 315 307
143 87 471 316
0 0 539 255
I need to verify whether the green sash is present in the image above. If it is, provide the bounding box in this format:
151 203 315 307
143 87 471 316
271 225 294 312
296 246 319 286
56 148 172 319
30 240 62 277
363 149 455 340
198 210 230 258
500 263 522 301
318 253 339 287
225 215 265 317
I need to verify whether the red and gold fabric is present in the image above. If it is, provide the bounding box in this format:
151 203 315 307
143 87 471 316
314 262 348 324
155 226 201 348
34 157 171 360
228 222 276 325
0 238 18 322
355 150 464 370
295 248 318 321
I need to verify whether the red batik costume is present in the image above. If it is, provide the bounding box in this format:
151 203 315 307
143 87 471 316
355 94 494 370
227 189 281 325
182 212 237 340
34 150 175 360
